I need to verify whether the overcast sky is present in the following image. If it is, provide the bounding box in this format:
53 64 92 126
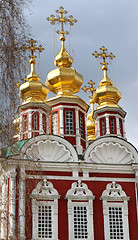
24 0 138 149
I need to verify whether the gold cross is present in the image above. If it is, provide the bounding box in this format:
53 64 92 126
92 46 115 66
21 38 44 59
47 6 77 41
82 80 96 99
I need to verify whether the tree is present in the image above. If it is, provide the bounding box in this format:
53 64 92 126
0 0 32 147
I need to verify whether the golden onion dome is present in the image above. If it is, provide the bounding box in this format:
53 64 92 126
19 57 49 104
46 41 83 96
92 46 122 109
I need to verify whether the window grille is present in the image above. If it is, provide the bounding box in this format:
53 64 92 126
79 114 83 138
38 205 52 239
109 207 123 239
52 112 58 134
111 118 115 134
74 206 88 239
34 113 38 130
119 119 123 137
65 110 73 134
101 118 105 135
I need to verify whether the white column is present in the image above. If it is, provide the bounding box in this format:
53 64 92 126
39 112 43 134
9 168 17 239
47 115 49 134
59 108 64 137
116 116 121 136
1 176 7 240
28 110 32 138
75 109 82 155
106 115 110 134
96 118 100 138
18 168 26 240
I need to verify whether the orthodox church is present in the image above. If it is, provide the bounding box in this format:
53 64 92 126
0 6 138 240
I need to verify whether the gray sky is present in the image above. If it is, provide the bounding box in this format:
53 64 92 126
24 0 138 149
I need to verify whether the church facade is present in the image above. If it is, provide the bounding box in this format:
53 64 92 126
0 6 138 240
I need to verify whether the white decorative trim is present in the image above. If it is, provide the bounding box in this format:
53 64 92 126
101 181 130 240
18 168 26 240
84 137 138 164
20 135 78 162
0 175 8 240
31 179 60 240
65 180 95 240
9 168 17 239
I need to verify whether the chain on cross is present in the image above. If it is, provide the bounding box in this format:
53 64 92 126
47 6 77 41
92 46 115 66
21 38 44 59
82 80 96 99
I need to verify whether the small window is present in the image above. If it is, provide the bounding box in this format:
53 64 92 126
74 206 88 239
23 114 27 132
108 206 123 239
79 113 84 138
65 110 73 134
34 113 38 130
38 205 52 239
42 114 46 133
100 117 106 136
110 117 115 134
52 112 58 134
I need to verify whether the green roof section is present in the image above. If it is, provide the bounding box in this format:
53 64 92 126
5 139 27 157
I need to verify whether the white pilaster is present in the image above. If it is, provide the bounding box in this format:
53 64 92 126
19 114 23 140
75 109 82 155
106 115 110 134
1 175 7 240
9 168 17 239
96 118 100 138
59 108 64 136
123 119 127 139
39 112 43 134
18 168 26 240
116 116 121 136
28 110 32 138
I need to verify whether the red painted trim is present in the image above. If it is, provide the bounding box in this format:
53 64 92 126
63 108 76 135
79 111 86 139
109 116 117 134
100 117 106 136
32 111 39 130
25 170 72 176
89 172 135 178
97 111 124 118
21 106 48 113
119 118 124 137
51 102 86 112
23 113 28 132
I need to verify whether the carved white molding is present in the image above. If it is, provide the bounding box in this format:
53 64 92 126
31 179 60 200
66 180 95 201
65 181 95 240
101 181 130 240
84 137 138 164
20 135 78 162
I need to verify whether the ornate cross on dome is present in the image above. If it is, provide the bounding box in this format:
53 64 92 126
21 38 44 59
47 6 77 41
82 80 96 99
92 46 115 66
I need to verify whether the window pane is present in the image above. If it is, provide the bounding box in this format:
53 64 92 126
79 114 83 138
65 110 74 134
38 205 52 238
101 119 105 135
34 113 38 130
109 206 124 239
111 118 115 134
73 206 88 239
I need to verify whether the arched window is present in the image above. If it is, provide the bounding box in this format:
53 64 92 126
32 112 39 130
31 179 60 240
100 117 106 136
100 181 130 240
65 180 95 240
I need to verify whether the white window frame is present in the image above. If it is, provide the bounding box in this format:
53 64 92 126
31 179 60 240
101 181 130 240
65 180 95 240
